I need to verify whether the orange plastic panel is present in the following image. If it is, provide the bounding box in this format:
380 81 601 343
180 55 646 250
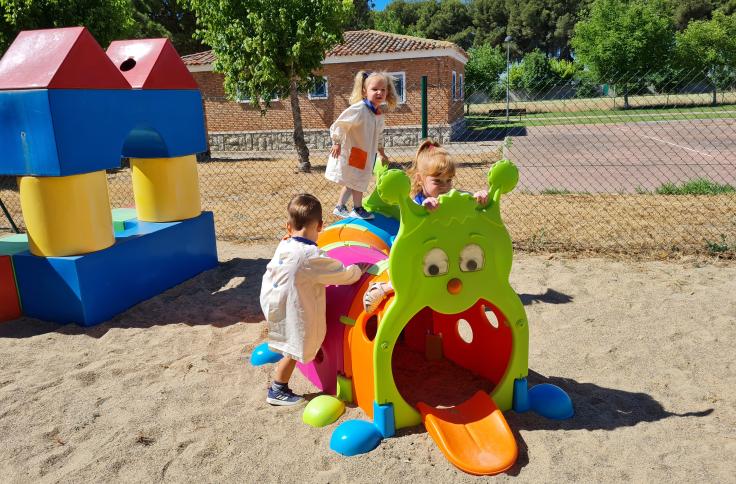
0 27 130 90
418 391 518 475
318 225 389 254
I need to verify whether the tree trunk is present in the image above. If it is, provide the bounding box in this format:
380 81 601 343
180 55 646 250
289 78 310 173
712 85 717 106
623 86 630 110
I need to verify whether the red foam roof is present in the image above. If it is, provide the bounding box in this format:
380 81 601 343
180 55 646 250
0 27 130 90
107 38 198 89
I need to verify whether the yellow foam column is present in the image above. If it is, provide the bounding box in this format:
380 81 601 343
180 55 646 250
130 154 201 222
19 171 115 257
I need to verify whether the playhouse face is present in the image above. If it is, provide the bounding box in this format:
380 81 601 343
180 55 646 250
369 183 530 429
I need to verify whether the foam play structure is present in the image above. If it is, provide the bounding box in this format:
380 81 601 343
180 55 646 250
0 27 217 326
252 161 573 475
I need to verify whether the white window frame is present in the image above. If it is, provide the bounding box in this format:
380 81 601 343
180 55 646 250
388 71 406 104
308 76 329 100
459 73 464 100
452 70 457 100
236 90 250 104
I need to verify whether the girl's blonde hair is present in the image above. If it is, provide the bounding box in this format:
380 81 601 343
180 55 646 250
407 138 456 197
349 70 399 110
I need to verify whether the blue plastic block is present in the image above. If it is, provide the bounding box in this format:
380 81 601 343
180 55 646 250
111 208 138 233
250 342 283 366
330 419 382 456
528 383 574 420
513 377 530 413
0 89 207 176
373 401 396 438
12 211 217 326
0 233 29 256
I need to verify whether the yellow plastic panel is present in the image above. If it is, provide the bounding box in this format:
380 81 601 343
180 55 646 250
19 171 115 257
131 155 201 222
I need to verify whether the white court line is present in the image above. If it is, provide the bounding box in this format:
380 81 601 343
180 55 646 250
618 127 715 158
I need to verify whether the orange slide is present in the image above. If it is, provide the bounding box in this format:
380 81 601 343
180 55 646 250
417 391 518 475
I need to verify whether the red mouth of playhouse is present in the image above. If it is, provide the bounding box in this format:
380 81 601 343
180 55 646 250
392 299 513 410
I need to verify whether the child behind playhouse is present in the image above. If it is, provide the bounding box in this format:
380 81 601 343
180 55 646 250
260 193 365 405
325 70 398 220
362 139 489 313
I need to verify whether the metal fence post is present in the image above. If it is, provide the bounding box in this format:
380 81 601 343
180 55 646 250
421 75 427 139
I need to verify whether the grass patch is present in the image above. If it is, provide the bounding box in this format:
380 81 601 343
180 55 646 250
705 235 733 255
465 103 736 129
541 188 573 195
655 179 736 195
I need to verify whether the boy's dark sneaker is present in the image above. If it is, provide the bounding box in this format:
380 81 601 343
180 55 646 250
266 384 304 406
350 206 375 220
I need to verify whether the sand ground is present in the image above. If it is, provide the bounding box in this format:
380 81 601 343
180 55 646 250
0 241 734 483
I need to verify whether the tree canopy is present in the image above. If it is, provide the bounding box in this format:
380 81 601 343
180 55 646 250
1 0 137 53
675 11 736 103
0 0 208 56
571 0 674 107
187 0 352 171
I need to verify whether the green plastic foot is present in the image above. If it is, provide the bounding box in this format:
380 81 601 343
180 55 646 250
336 374 354 403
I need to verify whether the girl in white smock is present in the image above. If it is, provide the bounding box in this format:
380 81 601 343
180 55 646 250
325 70 398 220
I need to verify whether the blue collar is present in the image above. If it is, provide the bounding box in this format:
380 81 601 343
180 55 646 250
413 192 426 205
290 236 317 246
363 99 381 115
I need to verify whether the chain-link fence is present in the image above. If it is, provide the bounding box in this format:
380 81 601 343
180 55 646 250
1 69 734 257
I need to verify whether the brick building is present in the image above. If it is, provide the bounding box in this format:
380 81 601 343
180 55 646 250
182 30 467 152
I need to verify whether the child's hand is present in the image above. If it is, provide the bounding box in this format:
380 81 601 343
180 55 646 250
473 190 489 206
422 197 440 210
356 262 374 274
331 143 341 158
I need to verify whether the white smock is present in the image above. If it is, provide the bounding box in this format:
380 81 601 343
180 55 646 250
325 101 385 193
260 238 362 362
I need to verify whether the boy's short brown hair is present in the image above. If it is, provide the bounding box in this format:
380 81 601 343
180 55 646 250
288 193 322 230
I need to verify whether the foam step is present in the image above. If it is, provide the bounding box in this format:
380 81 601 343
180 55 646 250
0 255 22 322
12 211 218 326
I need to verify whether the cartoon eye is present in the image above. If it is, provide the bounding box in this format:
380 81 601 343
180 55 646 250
423 248 448 276
460 244 484 272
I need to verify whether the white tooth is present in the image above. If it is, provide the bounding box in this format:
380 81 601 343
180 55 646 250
483 307 499 329
456 319 473 344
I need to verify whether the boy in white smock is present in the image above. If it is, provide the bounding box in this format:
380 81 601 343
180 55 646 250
260 193 364 405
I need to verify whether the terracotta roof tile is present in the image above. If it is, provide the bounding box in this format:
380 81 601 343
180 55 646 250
327 30 466 58
181 30 467 66
181 50 215 66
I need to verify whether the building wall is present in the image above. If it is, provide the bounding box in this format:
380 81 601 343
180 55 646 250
192 56 465 134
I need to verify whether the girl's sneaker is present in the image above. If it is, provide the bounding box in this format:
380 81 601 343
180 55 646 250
350 207 375 220
333 205 350 218
266 383 304 406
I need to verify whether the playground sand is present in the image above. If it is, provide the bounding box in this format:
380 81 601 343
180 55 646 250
0 241 734 482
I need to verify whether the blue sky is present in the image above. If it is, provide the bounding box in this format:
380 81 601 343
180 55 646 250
372 0 390 11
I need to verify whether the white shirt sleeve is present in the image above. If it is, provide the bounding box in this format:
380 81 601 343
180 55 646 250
330 103 364 144
303 254 362 285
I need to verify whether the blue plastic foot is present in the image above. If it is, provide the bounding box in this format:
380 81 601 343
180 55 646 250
528 383 574 420
249 342 283 366
513 377 530 413
373 401 395 438
330 419 383 456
